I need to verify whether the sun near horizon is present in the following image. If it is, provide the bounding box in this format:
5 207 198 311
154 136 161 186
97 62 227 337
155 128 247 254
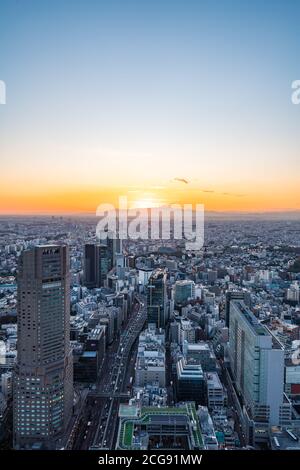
0 1 299 216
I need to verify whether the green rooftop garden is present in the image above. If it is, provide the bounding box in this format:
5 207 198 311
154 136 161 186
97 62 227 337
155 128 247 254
123 421 134 447
118 403 204 450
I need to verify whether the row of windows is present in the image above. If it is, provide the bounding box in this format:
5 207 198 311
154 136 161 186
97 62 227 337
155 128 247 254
17 430 49 436
18 418 47 422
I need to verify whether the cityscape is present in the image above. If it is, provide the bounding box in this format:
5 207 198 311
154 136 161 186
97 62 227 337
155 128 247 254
1 0 300 462
0 213 299 452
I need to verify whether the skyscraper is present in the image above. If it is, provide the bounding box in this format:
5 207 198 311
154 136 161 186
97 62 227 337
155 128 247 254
97 229 122 268
97 244 110 287
228 300 287 433
13 245 73 450
225 290 251 328
106 235 122 269
147 270 167 328
84 243 110 289
84 243 98 289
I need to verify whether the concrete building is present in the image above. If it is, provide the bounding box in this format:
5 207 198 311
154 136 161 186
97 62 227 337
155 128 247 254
170 321 180 344
228 300 288 432
286 282 300 304
284 365 300 399
97 230 122 268
198 406 219 450
179 319 196 345
13 245 73 449
206 372 226 409
176 357 205 405
225 290 251 328
135 326 166 388
1 371 12 399
138 267 153 288
174 280 195 305
73 325 107 381
184 342 217 372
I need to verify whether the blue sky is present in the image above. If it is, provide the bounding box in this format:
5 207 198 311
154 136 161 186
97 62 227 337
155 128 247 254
0 0 299 212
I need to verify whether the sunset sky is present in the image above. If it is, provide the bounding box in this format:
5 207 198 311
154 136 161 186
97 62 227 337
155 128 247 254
0 0 299 214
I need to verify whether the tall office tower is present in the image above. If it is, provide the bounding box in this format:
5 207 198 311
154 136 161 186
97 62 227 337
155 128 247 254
84 243 110 288
147 270 167 328
174 280 195 305
97 244 110 287
84 244 98 288
115 252 126 279
13 245 73 450
228 300 285 431
97 229 122 268
107 236 122 268
225 290 251 327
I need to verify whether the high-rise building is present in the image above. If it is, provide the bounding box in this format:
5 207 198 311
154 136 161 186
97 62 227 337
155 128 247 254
84 243 110 288
84 244 98 288
147 270 167 328
97 244 110 287
13 245 73 450
228 300 286 429
107 236 122 268
97 229 122 268
225 290 251 328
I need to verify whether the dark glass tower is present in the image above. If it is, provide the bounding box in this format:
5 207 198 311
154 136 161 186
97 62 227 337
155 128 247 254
147 270 167 328
84 243 110 288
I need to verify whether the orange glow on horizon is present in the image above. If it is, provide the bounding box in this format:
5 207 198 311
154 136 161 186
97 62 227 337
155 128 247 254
0 182 299 215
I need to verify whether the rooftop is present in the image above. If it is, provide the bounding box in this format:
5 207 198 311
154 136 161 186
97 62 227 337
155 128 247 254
117 403 204 450
206 372 223 389
233 301 268 336
82 351 97 358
